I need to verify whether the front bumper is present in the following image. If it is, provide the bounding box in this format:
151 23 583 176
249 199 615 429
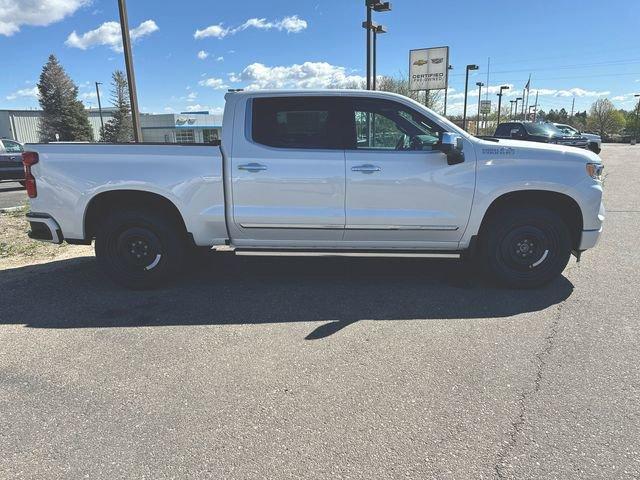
26 213 63 244
578 201 605 250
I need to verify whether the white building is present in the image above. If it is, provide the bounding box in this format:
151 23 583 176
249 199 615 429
0 109 222 144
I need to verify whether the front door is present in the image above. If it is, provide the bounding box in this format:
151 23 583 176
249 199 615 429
230 96 346 245
343 98 476 248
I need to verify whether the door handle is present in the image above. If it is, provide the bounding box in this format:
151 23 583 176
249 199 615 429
351 164 381 174
238 163 267 173
9 157 18 161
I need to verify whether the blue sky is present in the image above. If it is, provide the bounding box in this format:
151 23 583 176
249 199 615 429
1 0 639 116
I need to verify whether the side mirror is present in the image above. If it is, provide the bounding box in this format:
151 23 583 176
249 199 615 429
438 132 465 165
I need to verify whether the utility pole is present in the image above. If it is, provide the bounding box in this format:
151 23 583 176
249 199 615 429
118 0 142 142
476 82 484 135
570 96 575 117
462 64 479 131
95 82 105 140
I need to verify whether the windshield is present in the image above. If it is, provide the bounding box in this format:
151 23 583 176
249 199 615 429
523 123 564 136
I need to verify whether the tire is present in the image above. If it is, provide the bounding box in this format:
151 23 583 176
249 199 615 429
95 209 186 289
589 143 601 154
480 207 572 289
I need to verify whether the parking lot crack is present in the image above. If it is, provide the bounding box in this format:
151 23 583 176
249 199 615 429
493 297 566 479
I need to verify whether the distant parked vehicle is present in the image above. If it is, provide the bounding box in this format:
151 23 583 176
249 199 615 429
493 122 589 149
552 123 601 154
0 138 25 186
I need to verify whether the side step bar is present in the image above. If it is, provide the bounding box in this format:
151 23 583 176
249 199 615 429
213 246 460 259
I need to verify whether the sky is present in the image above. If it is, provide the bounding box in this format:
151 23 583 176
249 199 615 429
1 0 639 117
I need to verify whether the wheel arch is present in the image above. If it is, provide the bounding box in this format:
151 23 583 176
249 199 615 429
83 189 189 241
478 190 584 250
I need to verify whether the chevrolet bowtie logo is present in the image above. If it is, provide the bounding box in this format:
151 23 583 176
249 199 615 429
413 59 428 66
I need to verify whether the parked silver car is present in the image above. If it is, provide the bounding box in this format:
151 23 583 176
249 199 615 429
552 123 601 154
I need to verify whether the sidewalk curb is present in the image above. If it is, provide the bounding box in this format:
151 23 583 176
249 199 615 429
0 206 25 213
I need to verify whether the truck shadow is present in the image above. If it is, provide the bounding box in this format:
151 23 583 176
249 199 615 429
0 254 574 340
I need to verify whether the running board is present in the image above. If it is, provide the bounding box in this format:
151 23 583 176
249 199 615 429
232 250 460 259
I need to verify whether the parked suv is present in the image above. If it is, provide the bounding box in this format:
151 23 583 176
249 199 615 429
0 138 25 185
552 123 601 154
494 122 589 149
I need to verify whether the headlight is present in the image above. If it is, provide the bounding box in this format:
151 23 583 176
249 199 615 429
586 162 603 181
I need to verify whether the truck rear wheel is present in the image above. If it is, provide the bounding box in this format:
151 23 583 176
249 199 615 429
480 207 572 288
95 209 186 289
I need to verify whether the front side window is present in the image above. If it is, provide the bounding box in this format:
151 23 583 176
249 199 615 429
351 99 441 151
252 97 343 149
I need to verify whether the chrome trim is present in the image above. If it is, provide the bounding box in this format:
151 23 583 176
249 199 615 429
235 251 461 259
345 224 459 231
240 223 344 229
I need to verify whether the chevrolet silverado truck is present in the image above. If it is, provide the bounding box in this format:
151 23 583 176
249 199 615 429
23 90 605 289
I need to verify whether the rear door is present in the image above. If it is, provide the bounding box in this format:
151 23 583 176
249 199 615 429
343 97 476 247
229 96 347 245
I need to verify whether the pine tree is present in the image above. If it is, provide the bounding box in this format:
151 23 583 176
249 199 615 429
37 54 94 142
101 70 133 143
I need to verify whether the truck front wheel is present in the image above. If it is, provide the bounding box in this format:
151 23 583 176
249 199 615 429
95 209 186 289
480 207 572 288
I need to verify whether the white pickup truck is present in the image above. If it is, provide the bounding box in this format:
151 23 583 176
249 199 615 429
23 90 604 289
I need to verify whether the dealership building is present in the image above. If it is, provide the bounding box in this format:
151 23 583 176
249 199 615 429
0 109 222 144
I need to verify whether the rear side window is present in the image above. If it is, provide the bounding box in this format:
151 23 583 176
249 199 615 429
252 97 344 149
495 123 515 136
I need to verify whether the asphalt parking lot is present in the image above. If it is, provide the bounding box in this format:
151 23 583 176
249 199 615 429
0 182 26 210
0 145 639 479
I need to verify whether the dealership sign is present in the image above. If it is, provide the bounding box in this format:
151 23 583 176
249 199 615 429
480 100 492 114
409 46 449 91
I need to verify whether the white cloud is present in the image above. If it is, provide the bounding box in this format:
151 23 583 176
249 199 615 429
80 91 97 100
230 62 365 90
216 56 224 62
183 104 224 115
66 19 159 52
186 91 198 102
198 77 229 90
0 0 88 36
6 86 39 100
197 50 209 60
194 15 307 39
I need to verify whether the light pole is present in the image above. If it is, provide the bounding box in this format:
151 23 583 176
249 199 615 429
118 0 142 142
372 23 387 90
514 97 523 120
634 94 640 143
509 100 516 120
443 64 453 116
363 1 391 91
496 85 510 126
462 64 479 131
475 82 484 135
95 82 105 140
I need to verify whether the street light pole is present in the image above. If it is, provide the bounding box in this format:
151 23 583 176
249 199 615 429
118 0 142 142
514 97 522 120
363 1 391 91
496 85 509 126
476 82 484 135
443 65 453 116
462 64 479 131
509 100 516 120
372 24 387 90
633 94 640 143
95 82 105 140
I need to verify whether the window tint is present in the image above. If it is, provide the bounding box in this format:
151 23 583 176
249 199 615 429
350 99 442 151
495 124 515 136
2 140 23 153
252 97 344 149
